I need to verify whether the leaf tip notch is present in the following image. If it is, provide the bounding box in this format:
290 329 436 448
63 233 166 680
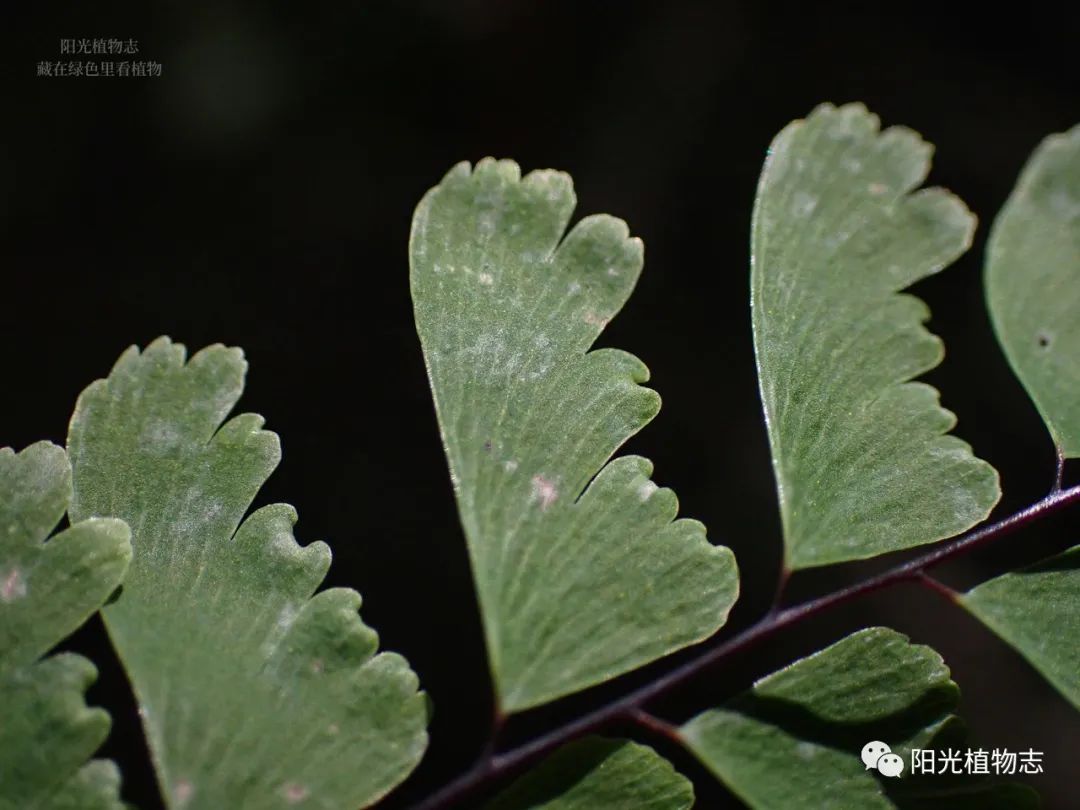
751 103 1000 570
66 337 429 810
411 161 739 713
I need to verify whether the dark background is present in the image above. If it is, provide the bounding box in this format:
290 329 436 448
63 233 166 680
4 2 1079 807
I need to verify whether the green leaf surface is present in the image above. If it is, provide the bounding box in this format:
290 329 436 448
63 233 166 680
751 104 1000 569
485 738 692 810
0 442 131 810
961 544 1080 709
679 627 1036 809
67 339 428 809
985 125 1080 457
410 159 738 712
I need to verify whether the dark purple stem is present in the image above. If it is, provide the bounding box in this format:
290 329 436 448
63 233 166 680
915 571 959 603
409 483 1080 810
629 708 683 744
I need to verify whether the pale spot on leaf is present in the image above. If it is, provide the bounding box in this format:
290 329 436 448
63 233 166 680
276 604 298 631
282 783 309 803
174 779 194 805
531 475 558 511
792 190 818 217
1048 187 1080 218
272 530 297 557
142 419 182 453
1 568 26 602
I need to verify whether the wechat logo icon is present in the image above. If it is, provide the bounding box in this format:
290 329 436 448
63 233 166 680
861 741 904 778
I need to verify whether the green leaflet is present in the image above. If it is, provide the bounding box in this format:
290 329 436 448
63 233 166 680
410 159 739 712
67 339 428 809
679 628 1037 810
485 738 693 810
961 545 1080 709
0 442 131 810
752 103 1000 569
985 125 1080 457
